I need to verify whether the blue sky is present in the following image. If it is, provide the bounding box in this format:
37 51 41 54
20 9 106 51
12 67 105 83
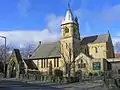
0 0 120 47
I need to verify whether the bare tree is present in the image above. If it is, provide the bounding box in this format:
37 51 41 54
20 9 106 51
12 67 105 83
114 41 120 52
59 42 81 82
59 42 93 82
20 43 36 59
0 44 13 73
0 44 13 62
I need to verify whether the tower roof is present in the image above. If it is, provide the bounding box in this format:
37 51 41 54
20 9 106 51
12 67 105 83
61 4 75 24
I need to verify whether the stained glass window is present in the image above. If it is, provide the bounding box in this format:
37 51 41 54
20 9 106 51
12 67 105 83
93 62 101 70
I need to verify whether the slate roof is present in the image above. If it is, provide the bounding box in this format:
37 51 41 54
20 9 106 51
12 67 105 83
10 49 22 64
30 41 61 59
81 34 109 45
30 33 109 59
24 60 38 70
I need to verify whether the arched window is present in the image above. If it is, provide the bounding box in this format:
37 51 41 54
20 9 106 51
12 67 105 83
64 27 69 33
95 47 98 53
78 59 86 68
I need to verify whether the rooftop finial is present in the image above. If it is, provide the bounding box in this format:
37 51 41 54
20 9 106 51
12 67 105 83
108 28 110 34
68 0 71 9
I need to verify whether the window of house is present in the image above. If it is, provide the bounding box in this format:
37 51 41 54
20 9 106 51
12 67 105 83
93 62 101 70
46 59 48 68
78 63 86 68
65 27 69 33
95 47 98 53
57 58 59 67
54 58 56 67
41 60 43 68
78 60 86 68
44 59 46 68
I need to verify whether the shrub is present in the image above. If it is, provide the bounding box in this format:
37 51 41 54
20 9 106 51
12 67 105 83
98 71 104 76
75 70 82 77
54 69 63 77
93 72 98 76
88 72 93 76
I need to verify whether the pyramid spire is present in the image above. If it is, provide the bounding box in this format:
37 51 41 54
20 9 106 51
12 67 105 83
107 28 110 34
61 1 75 24
68 1 70 9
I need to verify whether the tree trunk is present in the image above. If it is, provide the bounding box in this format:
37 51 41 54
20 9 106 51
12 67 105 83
68 64 71 83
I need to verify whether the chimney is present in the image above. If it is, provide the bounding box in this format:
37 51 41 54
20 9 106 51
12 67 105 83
39 41 41 45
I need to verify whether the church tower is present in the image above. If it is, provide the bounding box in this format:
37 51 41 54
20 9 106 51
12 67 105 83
60 5 80 64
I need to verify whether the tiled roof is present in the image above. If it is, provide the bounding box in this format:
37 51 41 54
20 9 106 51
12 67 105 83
30 41 61 59
30 34 109 59
24 60 38 70
81 34 109 45
10 49 22 64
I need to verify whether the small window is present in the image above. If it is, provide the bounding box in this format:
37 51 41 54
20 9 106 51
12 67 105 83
95 47 98 53
65 27 69 33
93 62 101 70
78 60 86 68
41 60 43 68
57 58 59 67
46 59 48 68
78 63 86 68
54 58 56 67
44 59 46 68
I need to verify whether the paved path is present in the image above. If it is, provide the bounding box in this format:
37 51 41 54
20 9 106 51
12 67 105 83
0 79 117 90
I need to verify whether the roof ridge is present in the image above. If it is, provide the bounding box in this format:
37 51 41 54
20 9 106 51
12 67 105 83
82 33 109 38
41 41 59 45
31 44 41 57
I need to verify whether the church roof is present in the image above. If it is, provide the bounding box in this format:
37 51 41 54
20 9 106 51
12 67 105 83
30 42 61 59
61 5 77 25
30 33 109 59
10 49 22 64
24 59 38 70
62 8 75 24
81 33 109 45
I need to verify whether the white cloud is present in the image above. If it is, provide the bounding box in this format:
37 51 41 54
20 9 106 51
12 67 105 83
45 14 64 33
0 13 64 48
18 0 31 16
0 29 60 48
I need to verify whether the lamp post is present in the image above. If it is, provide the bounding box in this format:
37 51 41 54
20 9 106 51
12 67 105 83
0 36 6 77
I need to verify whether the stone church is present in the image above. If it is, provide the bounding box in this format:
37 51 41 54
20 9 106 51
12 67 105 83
23 6 114 76
7 6 115 78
